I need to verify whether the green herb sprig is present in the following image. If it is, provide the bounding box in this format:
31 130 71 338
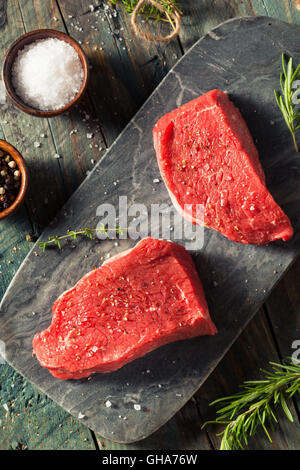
39 225 124 251
107 0 182 23
274 53 300 152
202 359 300 450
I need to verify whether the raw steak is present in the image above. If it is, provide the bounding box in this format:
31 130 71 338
153 89 293 245
33 237 217 379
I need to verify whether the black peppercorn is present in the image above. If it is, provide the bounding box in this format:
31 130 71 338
0 149 21 212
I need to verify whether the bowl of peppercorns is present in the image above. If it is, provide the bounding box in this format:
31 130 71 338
0 139 28 220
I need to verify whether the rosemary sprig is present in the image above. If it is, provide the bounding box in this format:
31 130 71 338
39 225 123 251
274 53 300 152
202 359 300 450
107 0 182 23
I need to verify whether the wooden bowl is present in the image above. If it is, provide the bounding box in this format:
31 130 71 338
2 29 89 117
0 139 28 220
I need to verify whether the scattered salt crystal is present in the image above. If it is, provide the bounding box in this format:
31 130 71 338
133 404 141 411
12 38 84 111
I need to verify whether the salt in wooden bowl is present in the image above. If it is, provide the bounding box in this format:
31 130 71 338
2 29 89 118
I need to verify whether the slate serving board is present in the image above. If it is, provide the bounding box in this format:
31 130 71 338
0 16 300 443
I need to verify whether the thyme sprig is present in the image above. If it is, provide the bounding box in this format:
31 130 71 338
107 0 182 23
202 359 300 450
274 53 300 152
39 225 123 251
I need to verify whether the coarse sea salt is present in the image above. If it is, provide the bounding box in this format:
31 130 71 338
12 38 84 111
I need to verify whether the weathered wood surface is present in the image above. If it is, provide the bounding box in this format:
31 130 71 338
1 14 300 444
0 0 299 450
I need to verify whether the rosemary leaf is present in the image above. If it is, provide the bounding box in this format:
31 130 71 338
106 1 182 22
274 53 300 152
39 226 123 250
202 358 300 450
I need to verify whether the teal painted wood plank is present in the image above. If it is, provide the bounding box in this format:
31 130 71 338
265 256 300 412
178 0 300 52
0 1 66 232
0 0 98 450
57 0 182 144
178 0 258 51
16 0 108 199
0 0 299 450
0 364 96 449
250 0 295 23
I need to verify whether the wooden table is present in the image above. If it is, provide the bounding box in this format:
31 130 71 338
0 0 300 451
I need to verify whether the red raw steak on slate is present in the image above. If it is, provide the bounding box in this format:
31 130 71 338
153 89 293 245
33 238 217 379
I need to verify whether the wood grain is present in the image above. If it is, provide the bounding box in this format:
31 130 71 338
0 0 300 450
0 16 299 444
0 0 6 28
